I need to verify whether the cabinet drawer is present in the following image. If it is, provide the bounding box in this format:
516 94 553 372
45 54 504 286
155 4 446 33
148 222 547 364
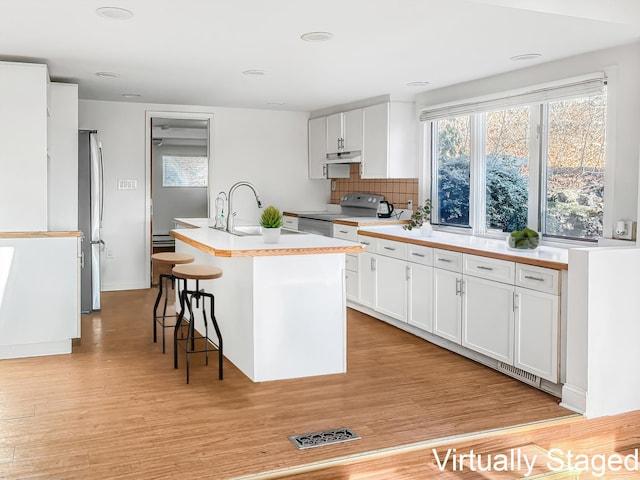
515 264 559 295
357 235 376 251
333 224 358 241
376 239 407 260
433 249 462 272
283 215 298 230
407 244 433 266
463 254 514 284
345 253 358 272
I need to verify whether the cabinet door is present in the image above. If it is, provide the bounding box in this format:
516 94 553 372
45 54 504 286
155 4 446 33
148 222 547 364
433 268 461 343
361 103 389 179
326 113 343 153
308 117 327 179
408 263 433 332
462 276 514 364
345 270 359 303
359 252 376 308
374 255 407 322
343 109 363 152
283 215 298 230
514 287 559 382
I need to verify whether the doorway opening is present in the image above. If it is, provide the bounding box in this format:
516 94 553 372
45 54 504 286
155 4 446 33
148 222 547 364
145 112 213 286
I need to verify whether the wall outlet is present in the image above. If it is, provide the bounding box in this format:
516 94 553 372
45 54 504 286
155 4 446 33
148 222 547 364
331 180 336 191
407 199 413 210
614 219 636 240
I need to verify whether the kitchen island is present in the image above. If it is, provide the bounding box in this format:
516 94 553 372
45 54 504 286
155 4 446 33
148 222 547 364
170 225 363 382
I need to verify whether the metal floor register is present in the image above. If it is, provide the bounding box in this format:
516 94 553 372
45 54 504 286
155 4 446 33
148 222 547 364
288 427 361 450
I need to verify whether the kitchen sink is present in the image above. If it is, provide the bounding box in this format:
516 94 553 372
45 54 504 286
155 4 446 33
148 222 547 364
211 225 306 236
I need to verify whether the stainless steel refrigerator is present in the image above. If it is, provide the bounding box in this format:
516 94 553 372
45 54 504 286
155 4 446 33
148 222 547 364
78 130 104 313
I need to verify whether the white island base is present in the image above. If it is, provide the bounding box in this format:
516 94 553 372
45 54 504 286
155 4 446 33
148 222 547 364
175 238 348 382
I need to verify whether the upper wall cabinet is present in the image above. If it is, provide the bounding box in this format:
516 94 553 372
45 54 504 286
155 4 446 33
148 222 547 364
308 116 327 179
326 109 363 154
361 102 417 179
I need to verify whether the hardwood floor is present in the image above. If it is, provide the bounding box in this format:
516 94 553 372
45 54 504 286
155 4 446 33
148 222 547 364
0 288 577 479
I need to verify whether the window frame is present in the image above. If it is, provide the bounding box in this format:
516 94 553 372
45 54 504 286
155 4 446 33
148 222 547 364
161 154 209 188
426 78 608 243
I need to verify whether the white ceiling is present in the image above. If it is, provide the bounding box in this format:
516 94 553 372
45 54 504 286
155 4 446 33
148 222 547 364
1 0 639 112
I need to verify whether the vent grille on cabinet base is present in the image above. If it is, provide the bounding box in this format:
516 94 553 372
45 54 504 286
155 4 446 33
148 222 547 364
498 362 541 387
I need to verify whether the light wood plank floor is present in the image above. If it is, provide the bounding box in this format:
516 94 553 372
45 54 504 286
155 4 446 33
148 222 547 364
0 288 575 479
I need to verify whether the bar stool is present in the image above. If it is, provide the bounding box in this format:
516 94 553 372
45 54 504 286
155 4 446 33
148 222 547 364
152 252 194 353
172 264 224 384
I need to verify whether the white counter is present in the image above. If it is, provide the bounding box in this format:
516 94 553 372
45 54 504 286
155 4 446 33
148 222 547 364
170 226 363 382
358 225 569 269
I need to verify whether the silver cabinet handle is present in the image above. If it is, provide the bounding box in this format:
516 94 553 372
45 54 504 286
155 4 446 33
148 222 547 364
477 265 494 271
383 246 396 251
513 292 519 311
406 265 411 280
360 241 370 245
455 278 461 295
438 258 452 263
411 252 425 257
524 275 545 282
371 257 376 271
339 230 349 234
322 164 327 178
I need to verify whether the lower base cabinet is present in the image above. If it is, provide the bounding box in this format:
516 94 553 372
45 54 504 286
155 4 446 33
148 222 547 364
514 286 559 382
462 275 514 364
374 254 407 321
433 268 462 344
407 263 433 332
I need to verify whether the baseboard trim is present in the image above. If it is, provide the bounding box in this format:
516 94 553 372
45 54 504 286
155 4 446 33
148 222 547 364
102 282 148 292
560 384 587 414
0 340 72 360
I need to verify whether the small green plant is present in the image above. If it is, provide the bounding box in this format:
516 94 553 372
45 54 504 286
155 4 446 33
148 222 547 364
259 205 283 229
403 199 431 231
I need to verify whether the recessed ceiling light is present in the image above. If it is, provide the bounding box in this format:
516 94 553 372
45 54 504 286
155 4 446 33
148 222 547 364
96 71 120 79
406 81 431 87
300 31 334 42
96 7 134 20
122 93 141 98
242 70 265 76
510 53 542 61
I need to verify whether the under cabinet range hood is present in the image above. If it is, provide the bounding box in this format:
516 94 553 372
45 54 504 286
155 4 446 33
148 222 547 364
324 150 362 164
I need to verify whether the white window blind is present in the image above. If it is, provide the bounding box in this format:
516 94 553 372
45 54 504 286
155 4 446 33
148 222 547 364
419 73 606 122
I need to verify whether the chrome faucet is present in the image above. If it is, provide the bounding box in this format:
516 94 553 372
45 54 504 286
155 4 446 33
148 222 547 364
226 181 263 232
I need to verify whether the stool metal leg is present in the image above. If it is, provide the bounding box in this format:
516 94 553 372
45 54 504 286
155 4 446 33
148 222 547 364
174 283 188 369
152 271 165 344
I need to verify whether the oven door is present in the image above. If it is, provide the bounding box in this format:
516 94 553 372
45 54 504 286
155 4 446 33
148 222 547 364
298 217 333 237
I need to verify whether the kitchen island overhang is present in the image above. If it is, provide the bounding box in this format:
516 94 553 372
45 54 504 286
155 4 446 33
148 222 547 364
169 227 364 382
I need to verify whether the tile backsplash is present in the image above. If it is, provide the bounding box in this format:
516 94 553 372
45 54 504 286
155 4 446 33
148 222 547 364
330 164 418 210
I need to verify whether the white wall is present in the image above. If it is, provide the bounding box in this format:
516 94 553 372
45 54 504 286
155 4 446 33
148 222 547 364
79 100 329 291
152 144 208 237
0 62 49 232
415 41 640 238
564 247 640 418
48 82 79 231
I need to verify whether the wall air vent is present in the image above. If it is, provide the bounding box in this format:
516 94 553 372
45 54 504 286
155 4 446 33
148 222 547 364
498 362 541 388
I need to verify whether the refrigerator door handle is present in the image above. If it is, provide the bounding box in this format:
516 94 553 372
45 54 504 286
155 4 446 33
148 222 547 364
98 142 104 227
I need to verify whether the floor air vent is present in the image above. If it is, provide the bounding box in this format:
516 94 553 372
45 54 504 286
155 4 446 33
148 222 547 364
498 362 541 387
288 427 361 450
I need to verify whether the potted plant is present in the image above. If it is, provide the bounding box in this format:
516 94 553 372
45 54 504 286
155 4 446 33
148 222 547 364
403 199 432 236
260 205 284 243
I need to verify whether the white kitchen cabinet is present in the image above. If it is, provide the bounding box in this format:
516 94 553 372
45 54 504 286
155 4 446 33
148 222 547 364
0 61 50 231
514 284 560 383
308 116 328 179
361 102 417 179
326 110 363 155
334 224 360 302
333 223 358 242
374 254 408 322
433 267 462 343
358 236 376 308
462 275 514 364
283 214 298 230
408 262 433 332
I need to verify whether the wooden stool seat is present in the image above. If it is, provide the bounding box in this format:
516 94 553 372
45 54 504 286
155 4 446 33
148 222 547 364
172 264 223 281
151 252 194 265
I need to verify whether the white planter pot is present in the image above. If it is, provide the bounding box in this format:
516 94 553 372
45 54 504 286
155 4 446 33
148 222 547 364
262 227 281 244
420 222 433 237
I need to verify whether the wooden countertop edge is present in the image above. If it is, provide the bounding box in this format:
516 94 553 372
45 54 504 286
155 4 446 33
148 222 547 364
358 230 568 271
0 231 81 239
171 231 364 257
334 219 410 227
282 211 299 218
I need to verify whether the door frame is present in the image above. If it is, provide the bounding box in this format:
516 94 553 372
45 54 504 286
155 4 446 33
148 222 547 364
144 110 214 287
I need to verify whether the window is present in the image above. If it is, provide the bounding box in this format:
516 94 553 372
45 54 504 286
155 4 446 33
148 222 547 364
425 76 607 241
162 155 208 187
